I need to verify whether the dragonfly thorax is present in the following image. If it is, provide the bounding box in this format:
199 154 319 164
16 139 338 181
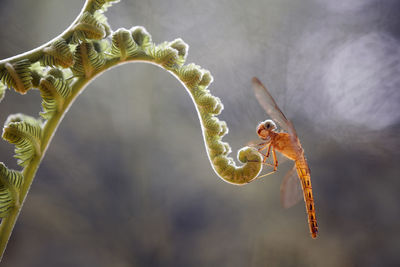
257 119 277 140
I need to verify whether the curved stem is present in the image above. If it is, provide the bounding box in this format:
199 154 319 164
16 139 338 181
0 1 97 258
0 78 86 260
0 57 152 260
0 0 263 259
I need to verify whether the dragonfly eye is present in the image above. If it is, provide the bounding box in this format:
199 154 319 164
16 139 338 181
263 120 276 130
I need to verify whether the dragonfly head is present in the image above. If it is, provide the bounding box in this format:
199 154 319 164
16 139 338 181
257 120 276 140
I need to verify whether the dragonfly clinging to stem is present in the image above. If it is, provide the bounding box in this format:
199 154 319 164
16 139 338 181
251 77 318 239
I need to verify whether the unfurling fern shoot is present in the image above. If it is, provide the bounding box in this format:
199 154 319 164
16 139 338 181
0 0 263 260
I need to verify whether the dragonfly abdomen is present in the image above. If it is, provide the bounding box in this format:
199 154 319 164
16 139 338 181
295 158 318 239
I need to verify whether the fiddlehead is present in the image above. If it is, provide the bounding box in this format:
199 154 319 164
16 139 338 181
130 26 152 48
0 0 263 259
172 65 262 184
88 0 120 13
110 28 143 60
41 38 74 68
0 83 5 103
38 72 71 119
0 59 33 95
0 163 23 217
70 11 108 44
2 114 42 167
71 41 105 77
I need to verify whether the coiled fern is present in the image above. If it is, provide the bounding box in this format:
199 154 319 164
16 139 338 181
0 0 262 260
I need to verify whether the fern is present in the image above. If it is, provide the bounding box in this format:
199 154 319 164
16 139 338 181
0 59 33 95
147 42 180 69
110 28 142 60
177 63 203 88
0 83 6 103
71 41 105 77
2 114 42 167
169 38 188 67
39 73 71 119
0 187 12 218
0 0 264 259
0 163 23 218
130 26 152 48
41 38 74 68
93 11 112 37
70 12 107 44
0 164 23 190
88 0 120 13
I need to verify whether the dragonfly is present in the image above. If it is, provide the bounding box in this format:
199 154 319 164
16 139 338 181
251 77 318 239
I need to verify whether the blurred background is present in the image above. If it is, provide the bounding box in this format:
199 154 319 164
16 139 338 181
1 0 399 266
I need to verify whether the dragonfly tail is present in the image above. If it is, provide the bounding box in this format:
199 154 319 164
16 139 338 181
295 158 318 239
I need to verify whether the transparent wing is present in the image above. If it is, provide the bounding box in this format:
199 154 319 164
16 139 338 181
280 164 303 209
252 77 298 140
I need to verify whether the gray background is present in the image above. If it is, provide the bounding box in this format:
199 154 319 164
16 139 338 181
0 0 399 266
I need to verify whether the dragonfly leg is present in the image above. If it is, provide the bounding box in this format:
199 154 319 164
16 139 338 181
248 142 274 167
255 142 268 151
247 152 273 167
266 143 272 158
256 152 274 167
251 142 268 163
255 168 277 179
272 146 278 171
256 142 272 163
249 141 267 149
251 144 276 179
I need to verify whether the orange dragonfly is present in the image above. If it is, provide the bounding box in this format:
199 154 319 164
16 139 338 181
252 77 318 239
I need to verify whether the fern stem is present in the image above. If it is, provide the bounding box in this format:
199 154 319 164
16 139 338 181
0 77 86 260
0 0 97 258
0 58 147 259
0 1 262 259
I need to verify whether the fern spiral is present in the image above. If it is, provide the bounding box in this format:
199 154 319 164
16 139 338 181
0 0 264 259
0 59 33 95
71 41 105 77
41 38 74 68
2 114 43 167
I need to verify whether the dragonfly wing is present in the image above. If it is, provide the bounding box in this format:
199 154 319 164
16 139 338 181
280 164 303 209
252 77 298 141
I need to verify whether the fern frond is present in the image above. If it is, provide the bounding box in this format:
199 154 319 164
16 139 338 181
47 68 64 79
41 38 74 68
110 28 142 60
197 93 224 115
130 26 152 48
0 163 23 217
0 82 6 103
202 114 222 135
0 186 12 218
93 11 112 37
92 39 110 54
88 0 120 13
2 114 42 167
71 42 105 78
169 38 188 67
70 12 106 44
30 71 42 88
147 43 179 69
28 61 46 88
0 163 23 191
177 63 203 88
39 74 71 119
198 70 213 87
0 59 32 95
